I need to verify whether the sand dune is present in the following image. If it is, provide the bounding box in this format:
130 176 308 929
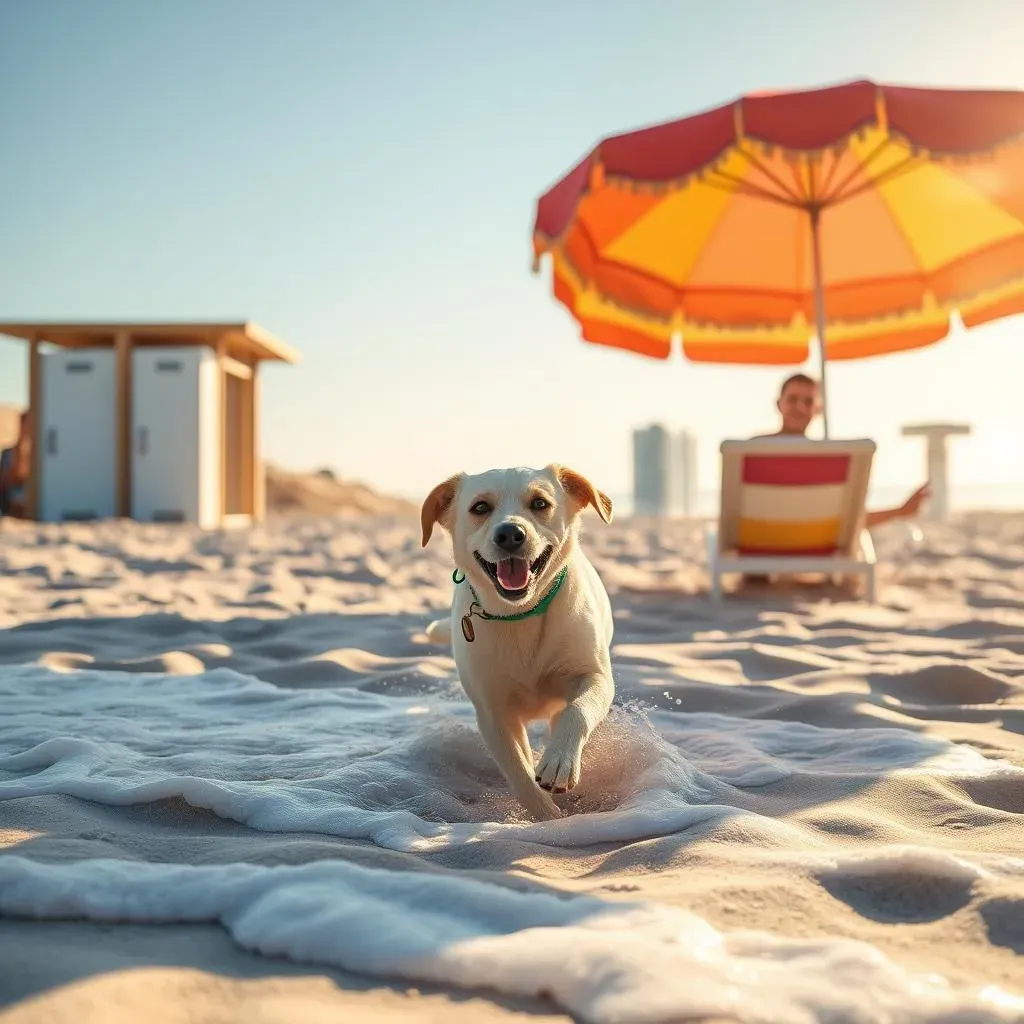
0 404 21 449
264 464 417 518
0 512 1023 1023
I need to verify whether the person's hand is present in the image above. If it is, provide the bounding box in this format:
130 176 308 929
899 482 931 518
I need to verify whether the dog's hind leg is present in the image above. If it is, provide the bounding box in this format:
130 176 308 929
425 618 451 644
476 709 561 821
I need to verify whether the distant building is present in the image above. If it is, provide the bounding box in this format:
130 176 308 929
632 424 698 517
632 424 672 516
675 430 698 516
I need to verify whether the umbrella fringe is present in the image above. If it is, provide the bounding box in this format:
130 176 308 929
540 241 1024 348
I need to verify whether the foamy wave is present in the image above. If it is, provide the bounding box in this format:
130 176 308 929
0 666 742 851
0 855 1019 1024
0 666 1011 855
650 709 1020 781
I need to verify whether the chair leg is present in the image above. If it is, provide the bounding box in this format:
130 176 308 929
705 528 723 602
865 566 877 603
710 566 722 601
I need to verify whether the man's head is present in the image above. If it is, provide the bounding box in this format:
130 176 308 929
776 373 821 435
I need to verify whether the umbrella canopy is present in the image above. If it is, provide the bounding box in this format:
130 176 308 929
532 80 1024 432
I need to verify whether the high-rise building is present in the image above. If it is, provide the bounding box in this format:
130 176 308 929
632 424 673 516
675 429 698 516
632 425 699 517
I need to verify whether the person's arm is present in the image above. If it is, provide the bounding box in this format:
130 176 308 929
865 507 904 529
865 482 930 529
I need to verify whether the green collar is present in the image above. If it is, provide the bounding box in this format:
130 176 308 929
452 564 568 622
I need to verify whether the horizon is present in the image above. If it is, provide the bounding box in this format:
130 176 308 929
2 1 1023 505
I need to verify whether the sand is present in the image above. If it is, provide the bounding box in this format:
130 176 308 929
263 465 418 518
0 511 1022 1023
0 405 21 450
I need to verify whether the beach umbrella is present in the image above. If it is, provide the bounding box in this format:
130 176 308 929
531 80 1024 436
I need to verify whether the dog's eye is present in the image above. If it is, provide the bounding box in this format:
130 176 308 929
530 496 550 511
469 500 491 516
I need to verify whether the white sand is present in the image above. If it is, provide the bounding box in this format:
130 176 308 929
0 512 1022 1023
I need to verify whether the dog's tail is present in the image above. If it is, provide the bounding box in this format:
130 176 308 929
425 618 451 645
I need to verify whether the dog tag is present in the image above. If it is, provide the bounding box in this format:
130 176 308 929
461 614 476 643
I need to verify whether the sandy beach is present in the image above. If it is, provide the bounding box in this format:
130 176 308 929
1 511 1023 1023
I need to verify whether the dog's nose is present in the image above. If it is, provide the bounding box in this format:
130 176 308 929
493 522 527 553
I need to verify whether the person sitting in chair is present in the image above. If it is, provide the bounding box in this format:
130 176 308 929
757 373 930 528
737 374 930 591
0 411 32 519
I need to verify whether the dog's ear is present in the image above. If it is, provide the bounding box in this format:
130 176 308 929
551 465 613 524
420 474 462 547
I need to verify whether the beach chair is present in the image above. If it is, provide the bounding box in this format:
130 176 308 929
706 438 878 601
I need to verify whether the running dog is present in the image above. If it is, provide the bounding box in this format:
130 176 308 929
421 464 614 821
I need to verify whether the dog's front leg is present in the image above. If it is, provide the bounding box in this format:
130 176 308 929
536 673 614 793
475 709 562 821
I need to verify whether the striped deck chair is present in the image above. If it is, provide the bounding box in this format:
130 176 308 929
706 438 878 601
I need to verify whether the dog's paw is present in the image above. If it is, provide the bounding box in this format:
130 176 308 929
516 787 563 821
531 799 565 821
535 738 583 794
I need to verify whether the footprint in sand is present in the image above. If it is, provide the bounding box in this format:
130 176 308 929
816 857 977 924
876 662 1015 706
956 777 1024 815
978 896 1024 954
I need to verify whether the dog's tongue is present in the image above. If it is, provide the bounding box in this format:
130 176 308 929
497 557 529 591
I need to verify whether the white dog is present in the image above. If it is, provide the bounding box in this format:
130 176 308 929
421 464 615 821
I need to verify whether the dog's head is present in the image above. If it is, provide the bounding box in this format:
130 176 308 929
420 464 612 607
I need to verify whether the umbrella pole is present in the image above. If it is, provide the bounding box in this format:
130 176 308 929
809 206 830 439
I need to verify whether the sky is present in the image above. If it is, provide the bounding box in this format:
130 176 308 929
1 0 1023 504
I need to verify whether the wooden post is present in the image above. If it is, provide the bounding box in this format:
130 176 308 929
251 361 265 522
26 335 42 520
216 336 228 526
114 330 133 518
239 360 255 516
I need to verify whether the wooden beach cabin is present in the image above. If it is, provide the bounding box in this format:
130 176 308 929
0 321 300 527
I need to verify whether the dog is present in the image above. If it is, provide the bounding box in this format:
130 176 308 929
421 464 615 821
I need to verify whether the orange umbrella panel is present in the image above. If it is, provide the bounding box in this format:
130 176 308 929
533 79 1024 366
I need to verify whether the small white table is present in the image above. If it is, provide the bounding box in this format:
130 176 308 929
901 423 972 522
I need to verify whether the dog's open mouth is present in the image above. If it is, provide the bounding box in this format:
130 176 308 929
474 546 553 600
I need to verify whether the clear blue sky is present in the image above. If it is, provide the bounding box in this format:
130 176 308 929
2 0 1023 502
